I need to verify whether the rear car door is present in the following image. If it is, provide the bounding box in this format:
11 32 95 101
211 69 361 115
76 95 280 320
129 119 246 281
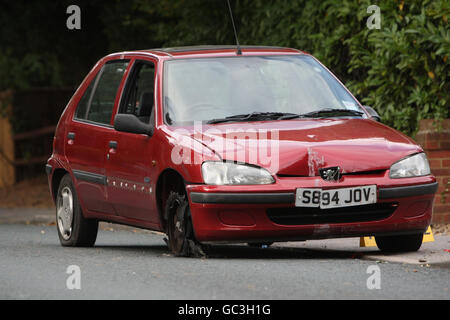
65 59 130 215
105 58 159 223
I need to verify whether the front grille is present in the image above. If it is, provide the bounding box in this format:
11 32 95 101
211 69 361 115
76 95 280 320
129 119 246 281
266 203 397 225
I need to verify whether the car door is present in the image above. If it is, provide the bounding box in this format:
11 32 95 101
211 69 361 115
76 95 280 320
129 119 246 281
104 58 159 223
65 59 130 215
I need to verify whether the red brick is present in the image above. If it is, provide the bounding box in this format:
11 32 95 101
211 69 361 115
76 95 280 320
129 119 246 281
427 150 450 159
418 119 450 132
434 196 447 205
431 168 450 176
440 140 450 150
436 181 449 194
433 205 450 214
425 139 441 150
428 159 442 168
442 159 450 167
433 194 443 205
414 135 426 147
417 119 450 223
432 214 450 224
418 119 439 131
433 131 450 137
432 213 450 223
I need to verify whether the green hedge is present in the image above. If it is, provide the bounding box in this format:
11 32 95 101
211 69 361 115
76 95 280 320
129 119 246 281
244 0 450 136
1 0 448 136
151 0 449 136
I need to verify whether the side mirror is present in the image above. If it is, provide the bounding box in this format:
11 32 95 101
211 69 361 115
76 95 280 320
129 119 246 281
363 106 381 122
114 114 154 136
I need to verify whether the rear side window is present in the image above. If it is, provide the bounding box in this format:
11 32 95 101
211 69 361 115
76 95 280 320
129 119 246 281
74 60 129 125
87 61 129 124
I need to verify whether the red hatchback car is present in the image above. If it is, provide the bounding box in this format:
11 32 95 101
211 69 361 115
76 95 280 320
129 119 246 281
46 46 437 256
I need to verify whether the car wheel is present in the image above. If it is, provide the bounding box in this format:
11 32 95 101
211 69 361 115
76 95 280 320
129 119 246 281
56 173 98 247
375 233 423 253
247 242 273 248
165 191 205 257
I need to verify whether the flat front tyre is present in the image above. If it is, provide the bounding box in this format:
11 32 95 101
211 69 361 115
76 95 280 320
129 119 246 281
56 174 98 247
375 233 423 253
165 191 205 257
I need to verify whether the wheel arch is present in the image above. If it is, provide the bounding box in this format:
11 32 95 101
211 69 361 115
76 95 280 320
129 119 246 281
51 168 69 202
155 168 187 232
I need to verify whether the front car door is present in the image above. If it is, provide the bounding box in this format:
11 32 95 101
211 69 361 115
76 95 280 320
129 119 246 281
105 58 160 224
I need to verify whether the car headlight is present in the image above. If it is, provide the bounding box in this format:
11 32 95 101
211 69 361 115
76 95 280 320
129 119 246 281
389 153 431 178
201 161 275 185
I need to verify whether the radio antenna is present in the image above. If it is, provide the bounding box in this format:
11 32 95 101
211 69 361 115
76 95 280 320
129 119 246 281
226 0 242 55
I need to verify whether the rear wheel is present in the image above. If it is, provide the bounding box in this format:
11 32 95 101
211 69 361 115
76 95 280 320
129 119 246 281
375 233 423 253
56 174 98 247
165 191 205 257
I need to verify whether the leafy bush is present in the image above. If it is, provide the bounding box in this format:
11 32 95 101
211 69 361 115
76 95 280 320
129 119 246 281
343 0 449 135
251 0 449 135
1 0 448 136
152 0 449 135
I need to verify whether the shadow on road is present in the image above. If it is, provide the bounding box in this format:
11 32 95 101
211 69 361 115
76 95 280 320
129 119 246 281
88 243 378 260
203 244 375 260
83 244 169 256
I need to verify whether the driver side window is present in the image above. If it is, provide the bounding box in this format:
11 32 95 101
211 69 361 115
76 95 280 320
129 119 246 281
120 61 155 124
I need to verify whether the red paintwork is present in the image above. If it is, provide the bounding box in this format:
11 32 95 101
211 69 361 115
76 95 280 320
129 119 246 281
47 47 436 242
179 119 422 176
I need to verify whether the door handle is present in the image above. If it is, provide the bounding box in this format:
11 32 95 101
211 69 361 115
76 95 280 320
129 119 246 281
109 141 118 149
67 132 75 140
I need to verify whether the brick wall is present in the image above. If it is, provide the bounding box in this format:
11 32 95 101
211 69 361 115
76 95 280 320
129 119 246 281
415 119 450 223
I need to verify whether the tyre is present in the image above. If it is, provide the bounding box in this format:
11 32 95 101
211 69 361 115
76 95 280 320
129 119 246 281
56 173 98 247
375 233 423 253
165 191 205 257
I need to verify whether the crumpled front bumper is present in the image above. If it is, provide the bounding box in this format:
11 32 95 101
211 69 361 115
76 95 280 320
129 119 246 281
186 173 437 243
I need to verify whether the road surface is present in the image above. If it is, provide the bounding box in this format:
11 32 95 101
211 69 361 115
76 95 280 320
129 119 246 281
0 224 449 299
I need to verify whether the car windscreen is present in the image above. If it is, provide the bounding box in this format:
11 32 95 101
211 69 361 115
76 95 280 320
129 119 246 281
163 55 363 125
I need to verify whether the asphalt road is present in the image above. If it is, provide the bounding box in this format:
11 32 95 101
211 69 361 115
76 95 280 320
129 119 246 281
0 224 449 299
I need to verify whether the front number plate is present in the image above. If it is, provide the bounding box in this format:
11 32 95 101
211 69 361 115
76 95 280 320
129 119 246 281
295 185 377 209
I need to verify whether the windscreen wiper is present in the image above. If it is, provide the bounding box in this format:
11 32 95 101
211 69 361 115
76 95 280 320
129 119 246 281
207 112 298 124
278 108 364 120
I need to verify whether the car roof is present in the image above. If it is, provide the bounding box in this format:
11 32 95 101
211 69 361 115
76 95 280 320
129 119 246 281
134 45 303 58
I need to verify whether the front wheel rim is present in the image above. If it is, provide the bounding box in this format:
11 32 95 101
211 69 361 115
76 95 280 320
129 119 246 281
57 186 74 240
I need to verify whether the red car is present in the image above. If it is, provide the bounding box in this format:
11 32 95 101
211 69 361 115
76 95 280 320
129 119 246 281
46 46 437 256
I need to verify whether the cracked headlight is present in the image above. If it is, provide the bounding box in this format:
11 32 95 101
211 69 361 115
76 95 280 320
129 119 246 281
389 153 431 178
201 161 275 185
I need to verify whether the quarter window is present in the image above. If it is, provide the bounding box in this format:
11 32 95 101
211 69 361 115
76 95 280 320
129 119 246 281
74 72 98 120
